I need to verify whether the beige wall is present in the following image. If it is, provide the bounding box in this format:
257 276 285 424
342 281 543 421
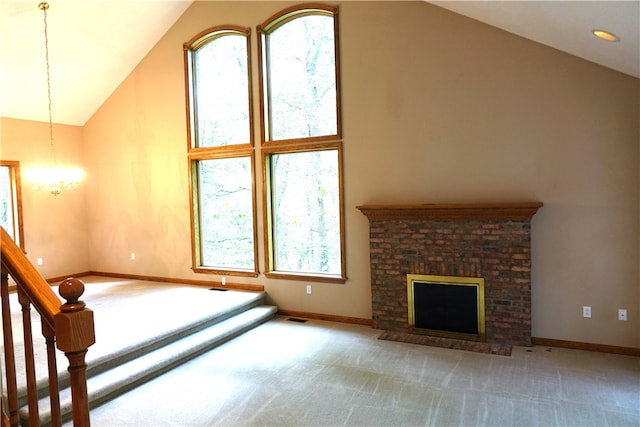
2 2 639 348
0 118 89 277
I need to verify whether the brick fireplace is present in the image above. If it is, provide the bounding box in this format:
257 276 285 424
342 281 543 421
357 203 543 355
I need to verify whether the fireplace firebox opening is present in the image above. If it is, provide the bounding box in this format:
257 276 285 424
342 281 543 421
407 274 485 342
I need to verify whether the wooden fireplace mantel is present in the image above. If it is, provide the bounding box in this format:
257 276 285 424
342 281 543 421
356 202 543 222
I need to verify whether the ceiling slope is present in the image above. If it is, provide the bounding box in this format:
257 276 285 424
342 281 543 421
0 0 193 126
428 1 639 80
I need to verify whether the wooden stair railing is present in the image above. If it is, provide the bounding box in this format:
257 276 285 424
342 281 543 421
0 227 95 427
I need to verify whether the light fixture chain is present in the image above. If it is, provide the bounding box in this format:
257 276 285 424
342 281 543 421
27 2 84 196
40 2 56 168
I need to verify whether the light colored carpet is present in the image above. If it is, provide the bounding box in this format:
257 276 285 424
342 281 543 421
7 276 268 385
74 315 639 427
3 275 274 424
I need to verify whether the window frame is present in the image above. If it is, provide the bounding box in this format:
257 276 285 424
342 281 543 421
184 25 255 153
184 26 259 277
188 150 259 277
0 160 25 251
262 142 346 283
257 4 342 146
258 4 346 283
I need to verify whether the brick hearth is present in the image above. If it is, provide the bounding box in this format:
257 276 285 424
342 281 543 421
358 203 543 354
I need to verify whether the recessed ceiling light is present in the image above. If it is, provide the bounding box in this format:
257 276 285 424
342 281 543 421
592 29 620 42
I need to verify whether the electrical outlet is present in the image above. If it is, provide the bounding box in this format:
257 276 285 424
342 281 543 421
221 277 226 286
130 252 136 260
306 285 312 295
618 309 627 321
582 306 591 318
37 257 43 265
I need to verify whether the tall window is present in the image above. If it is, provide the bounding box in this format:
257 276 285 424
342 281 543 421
184 5 345 283
259 5 345 282
184 26 258 276
0 161 25 250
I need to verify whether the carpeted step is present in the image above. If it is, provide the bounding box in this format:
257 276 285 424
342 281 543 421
84 289 270 378
16 287 268 405
19 304 277 426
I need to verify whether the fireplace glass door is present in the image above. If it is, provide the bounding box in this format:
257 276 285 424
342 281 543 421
407 274 485 341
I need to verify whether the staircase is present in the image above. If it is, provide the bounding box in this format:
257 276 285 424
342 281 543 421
10 279 277 426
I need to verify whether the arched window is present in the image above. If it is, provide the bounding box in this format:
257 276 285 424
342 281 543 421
184 5 345 283
184 26 258 275
258 5 345 282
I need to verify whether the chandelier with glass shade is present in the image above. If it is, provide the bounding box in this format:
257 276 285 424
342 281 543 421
26 2 84 196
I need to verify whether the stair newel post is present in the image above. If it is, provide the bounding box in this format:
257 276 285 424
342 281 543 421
1 268 20 427
54 278 95 427
17 288 40 426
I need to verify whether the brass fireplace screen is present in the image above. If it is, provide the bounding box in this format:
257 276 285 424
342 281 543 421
407 274 485 342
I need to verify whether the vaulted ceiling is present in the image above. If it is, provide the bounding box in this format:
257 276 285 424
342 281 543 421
0 0 193 126
1 1 638 127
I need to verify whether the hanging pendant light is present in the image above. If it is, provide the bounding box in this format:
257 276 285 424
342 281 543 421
26 2 83 196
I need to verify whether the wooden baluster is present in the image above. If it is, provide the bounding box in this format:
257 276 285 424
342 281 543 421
54 278 95 427
1 269 20 427
17 288 40 426
42 322 62 427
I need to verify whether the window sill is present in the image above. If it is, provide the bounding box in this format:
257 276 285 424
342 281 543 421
264 271 346 284
192 267 259 278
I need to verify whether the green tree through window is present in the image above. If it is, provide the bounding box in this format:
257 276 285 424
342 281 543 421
264 14 337 140
194 33 251 147
198 156 254 269
271 150 341 274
